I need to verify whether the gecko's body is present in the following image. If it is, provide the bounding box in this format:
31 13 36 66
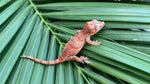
21 19 105 65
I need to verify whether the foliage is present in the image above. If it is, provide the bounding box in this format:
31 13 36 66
0 0 150 84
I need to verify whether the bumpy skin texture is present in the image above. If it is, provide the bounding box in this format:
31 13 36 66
21 19 105 65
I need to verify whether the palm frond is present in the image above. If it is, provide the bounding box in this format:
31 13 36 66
0 0 150 84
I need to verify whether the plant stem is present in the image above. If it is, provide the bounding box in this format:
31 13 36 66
73 62 91 84
29 0 62 45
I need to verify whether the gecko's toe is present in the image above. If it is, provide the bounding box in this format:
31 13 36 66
84 57 88 60
79 56 88 64
81 61 84 64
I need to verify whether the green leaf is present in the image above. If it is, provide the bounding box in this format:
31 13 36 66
40 2 150 23
65 62 75 84
36 2 150 10
0 10 37 84
99 30 150 42
55 45 65 84
85 59 150 84
30 24 49 84
0 3 31 53
1 1 150 84
49 23 76 35
15 15 43 84
0 0 26 25
81 50 150 80
120 41 150 55
79 67 116 84
0 0 11 7
54 21 150 29
73 65 84 84
42 35 58 84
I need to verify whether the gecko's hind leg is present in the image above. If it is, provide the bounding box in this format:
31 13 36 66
65 56 88 64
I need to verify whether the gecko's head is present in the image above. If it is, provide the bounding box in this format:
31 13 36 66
83 19 105 35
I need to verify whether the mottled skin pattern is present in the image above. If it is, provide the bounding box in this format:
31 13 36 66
21 19 105 65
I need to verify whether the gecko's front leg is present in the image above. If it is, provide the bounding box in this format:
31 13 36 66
86 36 100 46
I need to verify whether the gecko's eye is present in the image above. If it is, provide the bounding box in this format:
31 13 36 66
96 26 100 30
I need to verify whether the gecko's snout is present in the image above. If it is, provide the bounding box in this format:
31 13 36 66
97 21 105 28
99 21 105 26
101 22 105 25
98 21 105 28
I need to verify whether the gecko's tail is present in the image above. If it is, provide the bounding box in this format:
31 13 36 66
21 55 60 65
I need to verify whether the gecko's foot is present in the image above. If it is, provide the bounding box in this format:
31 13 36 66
93 40 100 46
79 56 88 64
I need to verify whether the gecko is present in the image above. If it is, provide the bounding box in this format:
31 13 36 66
21 19 105 65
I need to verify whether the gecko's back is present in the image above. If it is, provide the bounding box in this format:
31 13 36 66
60 31 86 58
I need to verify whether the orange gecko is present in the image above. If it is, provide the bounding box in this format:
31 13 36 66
21 19 105 65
